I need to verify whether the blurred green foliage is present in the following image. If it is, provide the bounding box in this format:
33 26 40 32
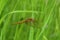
0 0 60 40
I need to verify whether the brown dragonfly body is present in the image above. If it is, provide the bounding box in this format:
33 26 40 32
12 18 34 25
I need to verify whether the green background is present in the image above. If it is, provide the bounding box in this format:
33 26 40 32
0 0 60 40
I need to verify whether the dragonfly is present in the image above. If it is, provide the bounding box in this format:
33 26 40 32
12 18 35 25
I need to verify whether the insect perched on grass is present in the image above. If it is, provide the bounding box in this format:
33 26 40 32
12 18 35 25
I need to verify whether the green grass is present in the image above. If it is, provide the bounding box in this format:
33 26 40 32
0 0 60 40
